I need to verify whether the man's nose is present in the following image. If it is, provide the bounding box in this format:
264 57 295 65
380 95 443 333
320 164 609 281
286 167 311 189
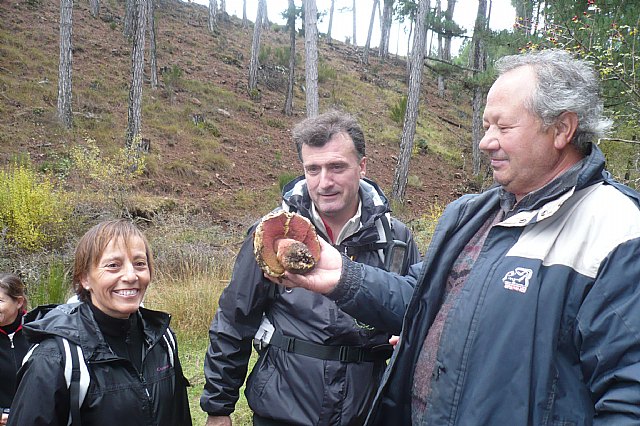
479 128 497 151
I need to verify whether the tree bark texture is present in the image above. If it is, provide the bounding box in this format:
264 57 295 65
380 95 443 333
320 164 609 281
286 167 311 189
352 0 357 45
304 0 319 118
148 0 157 90
242 0 247 27
379 0 393 58
248 0 265 93
327 0 334 43
391 0 430 203
126 0 148 148
57 0 73 129
89 0 99 18
263 1 270 28
208 0 218 32
470 0 487 175
284 0 296 116
364 0 379 65
124 0 135 38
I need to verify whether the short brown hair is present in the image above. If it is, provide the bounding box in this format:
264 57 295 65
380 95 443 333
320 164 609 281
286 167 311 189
292 110 365 161
72 219 154 302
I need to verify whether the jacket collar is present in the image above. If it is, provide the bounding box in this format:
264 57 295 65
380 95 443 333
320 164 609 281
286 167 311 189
499 143 606 226
281 176 390 233
23 302 170 361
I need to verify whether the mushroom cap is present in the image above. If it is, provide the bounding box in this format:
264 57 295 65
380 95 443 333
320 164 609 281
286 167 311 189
253 211 321 277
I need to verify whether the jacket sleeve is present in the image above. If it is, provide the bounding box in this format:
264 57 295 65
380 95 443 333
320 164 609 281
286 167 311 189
327 258 421 334
200 230 271 416
7 339 69 426
577 240 640 425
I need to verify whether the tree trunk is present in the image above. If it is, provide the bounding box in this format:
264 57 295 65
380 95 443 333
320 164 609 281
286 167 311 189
263 1 270 29
126 0 148 148
363 0 379 65
148 0 157 90
304 0 319 118
57 0 73 128
208 0 217 32
284 0 296 116
438 0 456 97
352 0 357 46
220 0 226 19
406 18 413 79
327 0 335 43
470 0 488 175
89 0 99 18
379 0 393 59
248 0 265 93
124 0 135 38
242 0 247 28
391 0 430 203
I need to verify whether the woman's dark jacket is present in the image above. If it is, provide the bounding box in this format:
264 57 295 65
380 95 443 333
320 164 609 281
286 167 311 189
329 145 640 425
201 177 420 425
0 311 29 412
7 302 192 426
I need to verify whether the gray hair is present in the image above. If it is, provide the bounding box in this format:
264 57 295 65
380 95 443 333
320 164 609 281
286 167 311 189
494 49 612 155
292 110 365 161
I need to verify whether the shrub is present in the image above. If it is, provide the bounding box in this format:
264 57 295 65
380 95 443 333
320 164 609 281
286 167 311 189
70 137 146 210
390 96 407 124
318 61 337 84
0 161 72 251
29 257 72 307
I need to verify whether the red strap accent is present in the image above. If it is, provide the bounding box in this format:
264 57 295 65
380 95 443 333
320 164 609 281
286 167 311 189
320 217 334 243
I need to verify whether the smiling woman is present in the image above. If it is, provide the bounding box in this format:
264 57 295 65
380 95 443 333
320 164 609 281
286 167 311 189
6 220 193 426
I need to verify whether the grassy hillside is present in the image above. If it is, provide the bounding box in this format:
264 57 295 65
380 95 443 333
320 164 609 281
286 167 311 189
0 1 477 422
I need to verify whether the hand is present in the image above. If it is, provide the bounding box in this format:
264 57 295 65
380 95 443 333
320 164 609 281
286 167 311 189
205 415 232 426
389 335 400 348
265 237 343 294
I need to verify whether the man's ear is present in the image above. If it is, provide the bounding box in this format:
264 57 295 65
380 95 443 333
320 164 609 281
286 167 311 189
359 156 367 177
554 111 579 149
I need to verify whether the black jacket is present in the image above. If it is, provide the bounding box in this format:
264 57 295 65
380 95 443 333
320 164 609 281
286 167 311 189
7 303 192 426
201 177 420 426
0 311 29 412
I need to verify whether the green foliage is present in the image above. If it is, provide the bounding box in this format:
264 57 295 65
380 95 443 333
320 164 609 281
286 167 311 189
515 0 640 134
259 45 272 64
29 257 71 307
278 171 299 191
195 120 221 137
265 117 286 129
390 95 407 124
318 60 337 84
273 46 292 68
0 161 71 251
407 201 446 254
201 151 231 171
70 137 146 211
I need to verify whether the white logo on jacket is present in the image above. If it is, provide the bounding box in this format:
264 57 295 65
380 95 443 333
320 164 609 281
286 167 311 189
502 267 533 293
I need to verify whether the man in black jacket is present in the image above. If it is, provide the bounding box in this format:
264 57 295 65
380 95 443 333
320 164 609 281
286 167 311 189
200 110 420 426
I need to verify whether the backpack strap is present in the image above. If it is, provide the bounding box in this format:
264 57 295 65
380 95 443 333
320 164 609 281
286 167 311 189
59 337 89 426
162 330 176 368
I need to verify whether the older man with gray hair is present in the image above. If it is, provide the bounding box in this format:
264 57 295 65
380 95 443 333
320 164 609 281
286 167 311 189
273 49 640 425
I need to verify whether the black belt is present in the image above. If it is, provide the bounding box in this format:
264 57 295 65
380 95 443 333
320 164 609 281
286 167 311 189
269 331 393 363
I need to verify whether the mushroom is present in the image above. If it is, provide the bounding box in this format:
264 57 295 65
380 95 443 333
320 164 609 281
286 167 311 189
254 211 321 277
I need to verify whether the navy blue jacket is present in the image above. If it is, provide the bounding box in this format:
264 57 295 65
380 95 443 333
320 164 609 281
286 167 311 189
330 145 640 425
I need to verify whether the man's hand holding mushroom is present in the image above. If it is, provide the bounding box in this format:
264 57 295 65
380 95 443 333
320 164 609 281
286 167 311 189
270 237 343 294
254 211 343 294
